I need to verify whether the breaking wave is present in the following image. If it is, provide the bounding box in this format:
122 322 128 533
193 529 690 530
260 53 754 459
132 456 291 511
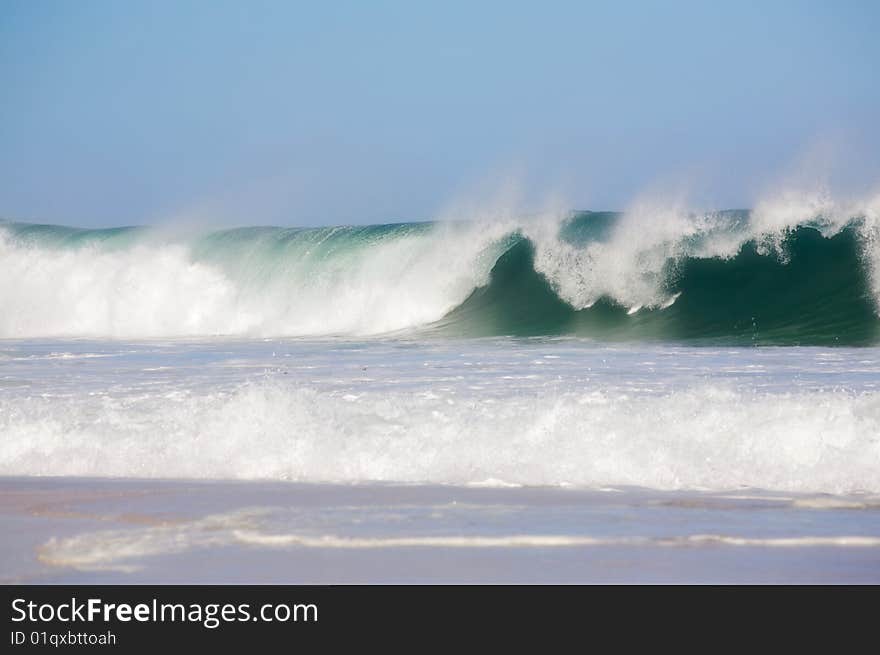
2 195 880 344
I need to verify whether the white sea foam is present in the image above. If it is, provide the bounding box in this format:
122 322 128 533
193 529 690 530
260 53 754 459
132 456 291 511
0 221 510 338
2 381 878 493
525 201 716 311
791 497 880 510
38 507 880 573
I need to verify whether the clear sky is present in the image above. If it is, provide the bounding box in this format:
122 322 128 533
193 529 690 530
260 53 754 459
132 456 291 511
1 0 878 227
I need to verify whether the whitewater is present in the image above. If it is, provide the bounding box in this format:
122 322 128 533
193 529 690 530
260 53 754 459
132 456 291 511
1 199 880 494
2 338 879 493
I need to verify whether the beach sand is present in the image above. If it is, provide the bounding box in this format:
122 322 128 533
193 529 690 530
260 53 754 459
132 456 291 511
2 476 879 584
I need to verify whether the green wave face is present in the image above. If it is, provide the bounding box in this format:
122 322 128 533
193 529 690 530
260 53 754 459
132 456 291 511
1 210 879 344
440 225 879 344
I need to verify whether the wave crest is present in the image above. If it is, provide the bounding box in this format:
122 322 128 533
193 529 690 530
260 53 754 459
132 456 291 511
2 197 880 343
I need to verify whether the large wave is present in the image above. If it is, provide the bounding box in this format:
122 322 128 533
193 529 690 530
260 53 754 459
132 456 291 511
2 196 880 344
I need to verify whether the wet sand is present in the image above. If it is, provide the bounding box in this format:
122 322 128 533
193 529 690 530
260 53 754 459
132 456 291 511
2 476 879 584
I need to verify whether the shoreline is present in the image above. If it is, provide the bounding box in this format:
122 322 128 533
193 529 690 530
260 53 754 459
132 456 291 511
3 476 879 584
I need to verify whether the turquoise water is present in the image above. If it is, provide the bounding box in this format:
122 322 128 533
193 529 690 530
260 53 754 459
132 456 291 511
2 209 878 343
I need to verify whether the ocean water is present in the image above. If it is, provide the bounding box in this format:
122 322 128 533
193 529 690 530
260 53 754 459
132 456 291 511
3 207 880 582
1 204 880 494
1 337 879 493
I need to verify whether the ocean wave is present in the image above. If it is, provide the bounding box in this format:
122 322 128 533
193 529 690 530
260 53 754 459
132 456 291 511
2 196 880 343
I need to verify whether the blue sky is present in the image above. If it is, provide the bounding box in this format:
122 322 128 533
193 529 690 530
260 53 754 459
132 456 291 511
1 0 878 227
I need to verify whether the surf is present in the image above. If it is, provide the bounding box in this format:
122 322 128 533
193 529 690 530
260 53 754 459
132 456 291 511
1 199 879 344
